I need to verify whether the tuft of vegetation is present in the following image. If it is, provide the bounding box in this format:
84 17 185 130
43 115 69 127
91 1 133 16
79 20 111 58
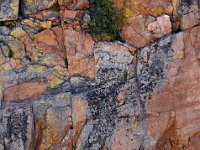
0 21 5 26
25 55 32 61
50 2 60 11
123 71 128 81
88 0 124 41
38 27 45 33
8 49 14 58
64 58 68 68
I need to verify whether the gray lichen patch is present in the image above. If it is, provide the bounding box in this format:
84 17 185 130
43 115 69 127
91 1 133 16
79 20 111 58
0 0 19 21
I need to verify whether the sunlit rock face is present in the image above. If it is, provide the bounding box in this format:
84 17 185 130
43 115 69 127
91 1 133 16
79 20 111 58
0 0 200 149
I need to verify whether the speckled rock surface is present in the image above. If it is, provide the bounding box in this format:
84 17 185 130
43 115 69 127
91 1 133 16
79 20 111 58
0 0 19 21
0 0 200 150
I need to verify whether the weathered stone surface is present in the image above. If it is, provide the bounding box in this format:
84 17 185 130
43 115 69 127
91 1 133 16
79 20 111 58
122 0 173 18
136 25 200 149
0 0 19 21
178 0 200 30
148 15 172 38
36 29 58 46
23 0 58 15
64 27 95 79
4 82 47 102
0 0 200 149
0 106 33 150
94 42 134 83
152 26 200 150
32 92 72 149
122 14 172 48
58 0 89 10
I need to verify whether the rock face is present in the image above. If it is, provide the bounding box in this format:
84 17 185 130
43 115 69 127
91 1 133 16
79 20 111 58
0 0 200 150
4 82 47 102
0 0 19 21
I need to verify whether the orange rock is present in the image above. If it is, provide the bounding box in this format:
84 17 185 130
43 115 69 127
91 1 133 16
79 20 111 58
60 9 77 20
64 27 95 79
113 0 125 10
109 119 137 150
10 59 22 69
121 15 153 48
36 29 58 46
75 0 89 10
72 95 88 146
147 15 172 38
146 26 200 149
4 82 47 102
58 0 73 6
35 27 66 57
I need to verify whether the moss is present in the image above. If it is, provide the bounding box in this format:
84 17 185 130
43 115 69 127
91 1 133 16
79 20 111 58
50 2 60 11
5 21 15 29
25 55 32 61
0 22 5 26
88 0 124 41
64 58 68 68
38 27 45 33
8 49 14 58
123 71 128 81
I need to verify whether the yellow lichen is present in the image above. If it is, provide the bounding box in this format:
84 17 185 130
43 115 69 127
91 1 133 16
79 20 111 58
53 65 68 76
10 0 19 16
178 51 184 59
124 0 164 18
42 57 51 66
36 110 59 150
39 99 49 104
1 63 12 71
27 65 46 74
10 27 27 39
48 74 64 88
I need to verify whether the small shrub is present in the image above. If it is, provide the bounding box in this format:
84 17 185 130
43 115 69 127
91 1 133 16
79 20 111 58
88 0 124 41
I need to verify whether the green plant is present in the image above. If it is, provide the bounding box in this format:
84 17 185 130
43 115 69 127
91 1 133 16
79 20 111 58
64 58 68 68
51 2 60 11
123 71 128 81
25 55 32 61
38 27 45 33
8 49 14 58
0 21 5 26
88 0 124 41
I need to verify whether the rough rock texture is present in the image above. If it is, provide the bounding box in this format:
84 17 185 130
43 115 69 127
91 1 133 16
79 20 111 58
0 0 19 21
0 0 200 150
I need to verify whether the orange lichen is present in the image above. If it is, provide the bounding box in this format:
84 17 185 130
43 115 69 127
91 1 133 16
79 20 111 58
124 0 164 18
35 110 60 150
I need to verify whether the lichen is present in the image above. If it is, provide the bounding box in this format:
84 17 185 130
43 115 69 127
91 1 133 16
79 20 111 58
124 0 164 18
10 27 27 39
48 74 64 88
